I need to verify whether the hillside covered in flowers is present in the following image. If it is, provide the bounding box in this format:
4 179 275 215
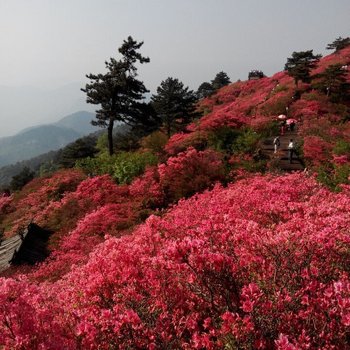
0 41 350 349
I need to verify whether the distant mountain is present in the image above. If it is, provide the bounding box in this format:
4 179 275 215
0 111 98 168
0 82 95 138
55 111 96 135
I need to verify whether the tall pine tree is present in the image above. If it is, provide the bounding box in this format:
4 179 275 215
82 36 150 155
151 77 197 137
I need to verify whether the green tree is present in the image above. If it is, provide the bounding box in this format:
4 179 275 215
211 71 231 90
284 50 322 86
10 167 35 191
82 36 150 156
151 77 197 137
196 82 215 99
313 63 350 102
326 36 350 52
58 136 98 168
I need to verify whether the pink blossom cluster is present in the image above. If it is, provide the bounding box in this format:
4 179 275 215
1 173 350 348
0 195 12 215
1 169 85 236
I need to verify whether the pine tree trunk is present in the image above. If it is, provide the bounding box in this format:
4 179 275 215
108 119 114 156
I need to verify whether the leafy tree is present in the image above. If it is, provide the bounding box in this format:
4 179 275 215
211 71 231 90
196 82 215 99
326 36 350 52
151 77 197 137
82 36 150 155
57 136 98 168
10 167 35 191
284 50 322 86
313 63 350 102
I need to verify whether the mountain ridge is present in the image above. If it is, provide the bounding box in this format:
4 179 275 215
0 111 97 167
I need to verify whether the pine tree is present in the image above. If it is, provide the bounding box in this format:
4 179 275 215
196 82 215 99
314 63 350 102
82 37 150 155
151 77 197 137
285 50 322 86
326 37 350 52
211 71 231 90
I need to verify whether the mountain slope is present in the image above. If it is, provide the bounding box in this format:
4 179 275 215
0 111 98 168
55 111 96 135
0 125 80 167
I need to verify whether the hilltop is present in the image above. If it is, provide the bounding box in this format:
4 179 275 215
0 41 350 349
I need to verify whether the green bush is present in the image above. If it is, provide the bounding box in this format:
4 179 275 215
76 151 158 184
207 127 241 153
232 128 261 154
316 163 350 191
112 152 158 184
333 140 350 156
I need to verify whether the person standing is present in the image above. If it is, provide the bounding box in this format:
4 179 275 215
288 139 295 163
273 136 280 153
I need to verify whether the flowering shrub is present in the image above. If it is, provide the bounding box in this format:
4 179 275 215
1 173 350 348
129 167 164 208
32 203 135 281
303 135 333 165
1 169 85 236
0 195 12 215
158 147 225 202
165 131 209 155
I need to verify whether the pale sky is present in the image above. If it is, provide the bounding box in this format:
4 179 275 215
0 0 349 136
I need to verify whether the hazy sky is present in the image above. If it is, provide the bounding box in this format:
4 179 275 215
0 0 349 136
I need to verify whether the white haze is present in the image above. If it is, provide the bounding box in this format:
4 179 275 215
0 0 349 137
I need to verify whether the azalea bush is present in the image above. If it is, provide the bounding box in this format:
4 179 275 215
158 147 225 203
1 173 350 349
0 169 86 236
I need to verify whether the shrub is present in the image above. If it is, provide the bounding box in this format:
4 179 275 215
140 131 168 154
2 174 350 348
76 151 158 184
158 147 225 202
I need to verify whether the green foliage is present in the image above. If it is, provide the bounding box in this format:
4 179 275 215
58 136 97 168
313 64 350 103
333 140 350 156
285 50 322 86
211 71 231 90
196 82 215 99
10 167 35 191
326 36 350 52
151 77 198 137
95 133 109 153
76 151 158 184
112 152 158 184
240 158 267 173
232 128 261 154
317 163 350 192
39 161 60 177
207 127 241 153
82 36 150 155
257 121 280 139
